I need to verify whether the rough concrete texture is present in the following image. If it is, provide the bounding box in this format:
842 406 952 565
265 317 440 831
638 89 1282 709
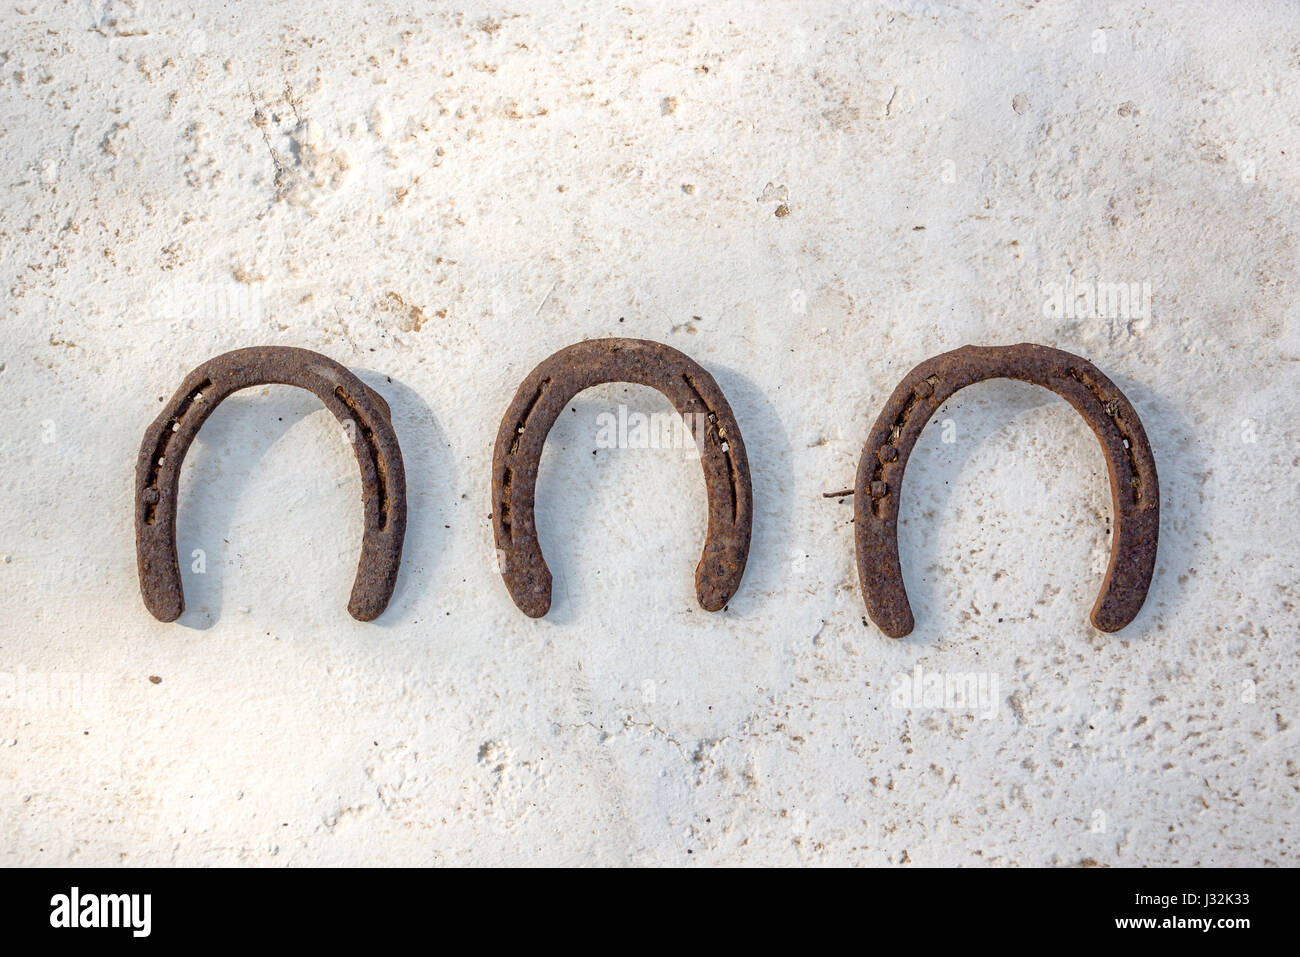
1 1 1297 866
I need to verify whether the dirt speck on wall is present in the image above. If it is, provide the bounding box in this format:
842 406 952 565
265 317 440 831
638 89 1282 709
0 0 1296 866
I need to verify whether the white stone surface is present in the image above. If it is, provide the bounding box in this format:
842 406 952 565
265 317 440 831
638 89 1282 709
1 0 1296 865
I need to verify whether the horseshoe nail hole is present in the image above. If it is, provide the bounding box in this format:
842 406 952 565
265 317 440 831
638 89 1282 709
516 379 552 440
171 422 180 432
333 386 390 530
871 481 888 498
142 483 160 524
1070 366 1143 504
682 372 742 524
499 466 515 540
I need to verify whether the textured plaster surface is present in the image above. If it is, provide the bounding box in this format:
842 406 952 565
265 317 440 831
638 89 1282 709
0 0 1297 865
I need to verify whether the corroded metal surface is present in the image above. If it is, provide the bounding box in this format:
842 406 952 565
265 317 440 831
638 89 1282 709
492 338 752 617
135 346 407 622
855 343 1159 638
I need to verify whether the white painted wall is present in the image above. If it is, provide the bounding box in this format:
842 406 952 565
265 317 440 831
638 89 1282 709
1 0 1295 865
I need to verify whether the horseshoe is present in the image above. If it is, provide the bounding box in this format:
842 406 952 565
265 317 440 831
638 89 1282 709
135 346 407 623
855 343 1159 638
492 338 752 617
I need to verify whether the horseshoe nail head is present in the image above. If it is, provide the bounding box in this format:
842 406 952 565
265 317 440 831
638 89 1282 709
492 337 753 617
135 346 407 623
855 343 1159 638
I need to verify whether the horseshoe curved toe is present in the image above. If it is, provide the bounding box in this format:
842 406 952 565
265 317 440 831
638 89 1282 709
135 346 407 623
855 343 1159 638
492 338 752 617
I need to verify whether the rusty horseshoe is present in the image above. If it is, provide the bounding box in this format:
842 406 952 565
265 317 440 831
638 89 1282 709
492 338 752 617
135 346 407 622
856 343 1159 638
